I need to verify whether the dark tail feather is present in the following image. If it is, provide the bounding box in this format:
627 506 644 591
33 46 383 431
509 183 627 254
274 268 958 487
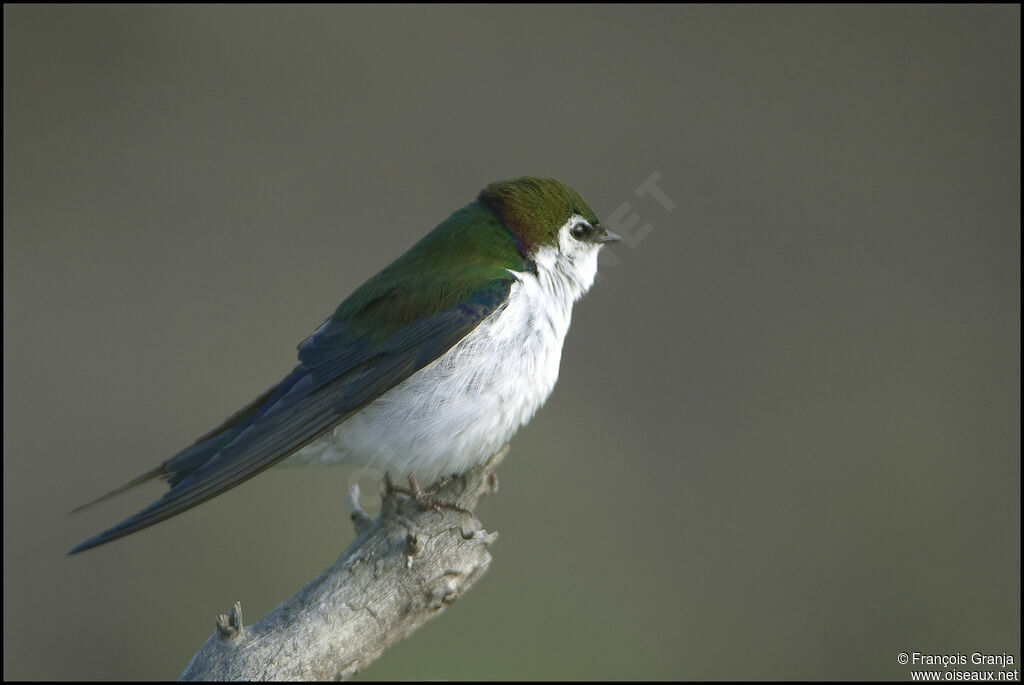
66 372 305 555
66 465 165 516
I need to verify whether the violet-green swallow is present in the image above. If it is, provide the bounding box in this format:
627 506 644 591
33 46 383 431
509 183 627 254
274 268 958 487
69 176 619 554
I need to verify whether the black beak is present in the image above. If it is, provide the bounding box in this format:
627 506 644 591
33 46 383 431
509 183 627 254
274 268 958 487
592 225 622 244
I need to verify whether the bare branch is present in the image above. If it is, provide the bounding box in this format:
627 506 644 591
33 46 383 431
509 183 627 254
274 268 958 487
180 447 507 681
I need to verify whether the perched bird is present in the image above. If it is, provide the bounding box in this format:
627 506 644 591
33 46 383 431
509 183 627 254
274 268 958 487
69 176 620 554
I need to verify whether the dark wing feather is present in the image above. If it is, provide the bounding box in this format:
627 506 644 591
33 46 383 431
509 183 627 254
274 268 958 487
68 280 512 554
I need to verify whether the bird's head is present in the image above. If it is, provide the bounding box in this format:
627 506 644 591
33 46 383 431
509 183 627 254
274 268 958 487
479 176 620 298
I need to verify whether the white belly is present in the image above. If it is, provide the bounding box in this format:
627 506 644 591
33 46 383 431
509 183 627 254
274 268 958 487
286 271 574 483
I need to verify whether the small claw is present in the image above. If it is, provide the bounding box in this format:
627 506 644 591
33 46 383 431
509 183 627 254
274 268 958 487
384 475 472 515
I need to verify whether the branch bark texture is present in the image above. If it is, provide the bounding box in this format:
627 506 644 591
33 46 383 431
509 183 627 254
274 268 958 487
179 447 506 681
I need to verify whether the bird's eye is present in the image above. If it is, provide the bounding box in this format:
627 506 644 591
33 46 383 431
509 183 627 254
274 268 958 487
570 223 590 240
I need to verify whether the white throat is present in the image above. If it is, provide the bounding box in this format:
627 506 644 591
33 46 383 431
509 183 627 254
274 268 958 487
531 213 603 303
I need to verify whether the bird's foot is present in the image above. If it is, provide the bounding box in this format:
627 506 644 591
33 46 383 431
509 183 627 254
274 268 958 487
384 474 471 515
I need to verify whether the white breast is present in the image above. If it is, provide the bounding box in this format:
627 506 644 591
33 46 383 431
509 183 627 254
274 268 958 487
288 210 605 484
286 261 577 483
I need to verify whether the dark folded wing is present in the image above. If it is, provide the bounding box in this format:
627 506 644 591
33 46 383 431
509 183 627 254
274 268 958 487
69 280 511 554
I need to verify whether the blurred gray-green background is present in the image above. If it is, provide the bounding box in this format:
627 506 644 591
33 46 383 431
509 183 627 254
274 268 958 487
4 5 1020 680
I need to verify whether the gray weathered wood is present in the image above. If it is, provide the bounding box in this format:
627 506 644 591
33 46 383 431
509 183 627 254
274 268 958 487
180 447 506 681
